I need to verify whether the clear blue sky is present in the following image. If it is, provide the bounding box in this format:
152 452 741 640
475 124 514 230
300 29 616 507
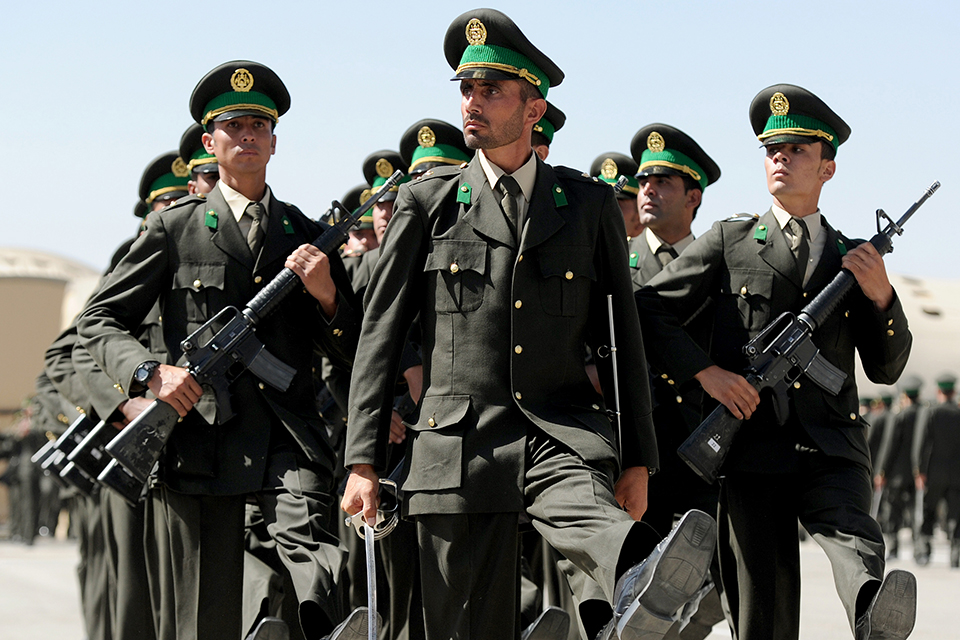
3 1 956 281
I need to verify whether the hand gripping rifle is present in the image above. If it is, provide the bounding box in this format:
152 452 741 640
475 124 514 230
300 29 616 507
678 182 940 484
100 171 405 501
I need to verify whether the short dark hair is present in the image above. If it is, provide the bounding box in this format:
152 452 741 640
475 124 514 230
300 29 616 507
820 140 836 161
681 175 704 220
518 79 542 102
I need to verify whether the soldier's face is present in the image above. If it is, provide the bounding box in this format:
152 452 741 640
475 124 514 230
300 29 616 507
188 171 219 195
637 175 689 229
203 116 276 175
460 79 536 150
764 143 835 200
618 197 643 237
373 200 394 244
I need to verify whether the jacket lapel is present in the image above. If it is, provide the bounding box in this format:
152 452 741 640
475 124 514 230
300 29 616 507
756 209 803 289
208 187 254 270
254 193 301 274
520 159 566 253
460 161 516 248
637 237 663 281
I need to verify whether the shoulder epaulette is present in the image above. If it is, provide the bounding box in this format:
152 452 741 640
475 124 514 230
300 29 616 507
722 213 759 222
156 194 204 215
554 165 603 186
417 164 463 182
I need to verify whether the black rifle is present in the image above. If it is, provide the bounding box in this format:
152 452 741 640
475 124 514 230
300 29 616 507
31 414 99 497
678 182 939 484
102 170 405 491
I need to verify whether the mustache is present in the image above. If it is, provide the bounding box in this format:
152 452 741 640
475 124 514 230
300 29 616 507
464 114 489 126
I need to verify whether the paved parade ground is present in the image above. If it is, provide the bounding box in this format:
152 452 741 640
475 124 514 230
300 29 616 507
1 530 957 639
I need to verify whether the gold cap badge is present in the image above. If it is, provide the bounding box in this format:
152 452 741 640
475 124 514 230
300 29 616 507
465 18 487 46
171 157 190 178
770 91 790 116
647 131 666 153
230 68 254 92
600 158 618 180
375 158 393 178
418 126 437 148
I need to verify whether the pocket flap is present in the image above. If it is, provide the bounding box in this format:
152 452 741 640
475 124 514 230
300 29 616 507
424 241 487 274
173 262 226 291
723 269 774 298
538 246 597 281
409 394 472 431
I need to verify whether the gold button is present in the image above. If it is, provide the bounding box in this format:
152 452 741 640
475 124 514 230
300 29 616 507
667 379 675 385
887 318 894 326
428 417 436 427
255 276 262 284
258 383 265 390
518 254 524 262
850 413 857 420
515 300 522 309
450 263 460 274
282 219 290 226
565 271 573 280
630 252 637 260
740 286 748 296
555 187 562 194
514 345 522 354
193 278 202 289
844 310 849 318
759 225 766 231
461 185 469 192
158 315 162 322
803 292 809 298
887 329 895 336
76 406 83 413
592 404 600 410
676 396 683 403
794 381 801 389
661 374 668 379
515 392 522 400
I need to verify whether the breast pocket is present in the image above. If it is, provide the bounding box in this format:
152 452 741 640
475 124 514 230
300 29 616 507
172 262 227 323
537 246 597 317
719 269 775 331
424 241 487 314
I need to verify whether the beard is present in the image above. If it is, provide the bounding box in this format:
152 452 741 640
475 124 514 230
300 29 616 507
463 101 527 151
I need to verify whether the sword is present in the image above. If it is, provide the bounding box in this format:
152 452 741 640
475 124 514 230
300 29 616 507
364 523 377 640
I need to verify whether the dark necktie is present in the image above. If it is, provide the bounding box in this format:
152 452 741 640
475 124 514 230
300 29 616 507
655 244 679 267
497 175 521 238
787 217 810 280
246 202 266 258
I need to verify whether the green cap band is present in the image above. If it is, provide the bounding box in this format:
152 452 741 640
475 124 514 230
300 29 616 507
188 148 218 172
759 114 839 151
202 90 279 126
411 143 472 170
533 118 556 144
147 173 190 204
599 173 639 195
639 148 708 190
457 44 549 97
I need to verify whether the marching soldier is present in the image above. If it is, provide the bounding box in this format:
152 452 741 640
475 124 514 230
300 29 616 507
635 84 917 640
78 61 367 640
532 101 565 160
179 122 221 195
341 9 716 640
590 152 643 244
917 372 960 567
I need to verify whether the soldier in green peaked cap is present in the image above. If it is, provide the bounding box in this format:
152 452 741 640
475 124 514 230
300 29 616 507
343 8 718 640
532 101 564 161
79 59 367 640
138 151 190 212
636 84 915 640
179 123 220 196
399 119 472 178
590 152 642 240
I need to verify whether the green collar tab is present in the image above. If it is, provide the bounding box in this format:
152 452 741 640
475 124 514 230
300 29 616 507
753 223 768 242
837 237 847 255
552 184 567 208
457 182 473 205
629 252 639 268
281 215 294 234
204 209 218 229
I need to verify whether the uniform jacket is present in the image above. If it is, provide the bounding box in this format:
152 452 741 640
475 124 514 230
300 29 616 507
919 401 960 486
345 158 656 516
78 187 361 496
636 209 912 472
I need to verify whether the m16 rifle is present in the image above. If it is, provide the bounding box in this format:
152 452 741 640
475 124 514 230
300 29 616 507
100 171 405 499
678 182 939 484
30 414 99 497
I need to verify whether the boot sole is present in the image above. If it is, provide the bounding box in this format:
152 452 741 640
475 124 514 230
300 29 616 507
868 570 916 639
617 510 717 640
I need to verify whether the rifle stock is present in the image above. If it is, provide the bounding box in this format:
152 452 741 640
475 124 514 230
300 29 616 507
677 402 745 484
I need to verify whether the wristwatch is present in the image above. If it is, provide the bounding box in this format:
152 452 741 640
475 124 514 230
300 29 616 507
134 360 161 386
